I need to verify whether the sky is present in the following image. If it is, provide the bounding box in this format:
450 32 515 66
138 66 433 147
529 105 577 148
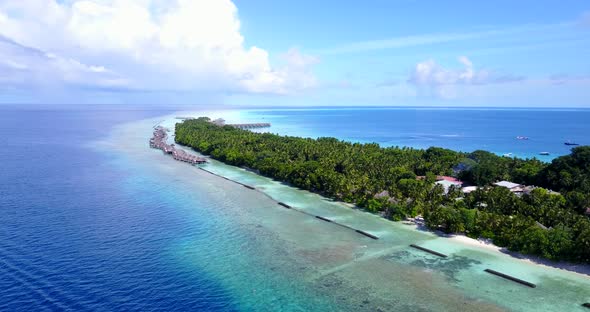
0 0 589 107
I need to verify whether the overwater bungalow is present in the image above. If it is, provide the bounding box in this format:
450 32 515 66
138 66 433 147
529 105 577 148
149 127 207 165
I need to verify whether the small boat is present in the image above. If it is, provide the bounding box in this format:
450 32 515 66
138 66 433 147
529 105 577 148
564 141 579 146
516 136 529 140
539 152 550 156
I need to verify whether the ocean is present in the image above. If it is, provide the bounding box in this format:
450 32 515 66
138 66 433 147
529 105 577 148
0 108 239 311
1 106 589 312
238 107 590 160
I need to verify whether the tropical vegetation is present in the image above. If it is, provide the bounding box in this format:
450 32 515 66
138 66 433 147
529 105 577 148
175 117 590 263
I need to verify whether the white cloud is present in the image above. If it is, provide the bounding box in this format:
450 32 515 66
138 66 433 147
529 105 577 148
0 0 318 96
0 36 126 90
317 32 486 55
407 56 523 98
314 22 572 55
549 73 590 85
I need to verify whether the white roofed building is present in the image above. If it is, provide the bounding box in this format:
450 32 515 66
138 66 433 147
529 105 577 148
461 186 479 194
436 180 463 195
211 118 226 126
493 181 522 189
493 181 526 195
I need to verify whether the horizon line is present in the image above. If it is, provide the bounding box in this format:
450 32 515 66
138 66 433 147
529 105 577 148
2 103 590 110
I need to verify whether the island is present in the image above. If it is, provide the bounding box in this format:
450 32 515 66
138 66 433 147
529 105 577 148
175 117 590 263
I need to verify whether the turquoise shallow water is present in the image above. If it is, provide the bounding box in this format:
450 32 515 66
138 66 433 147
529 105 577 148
156 113 589 311
2 107 589 311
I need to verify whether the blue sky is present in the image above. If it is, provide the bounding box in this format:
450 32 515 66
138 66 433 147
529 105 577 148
1 1 589 107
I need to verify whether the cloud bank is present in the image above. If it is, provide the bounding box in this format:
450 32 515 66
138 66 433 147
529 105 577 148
408 56 523 98
0 0 318 99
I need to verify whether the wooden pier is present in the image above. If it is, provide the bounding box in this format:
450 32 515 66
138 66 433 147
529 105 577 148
204 118 271 129
227 123 271 129
149 126 207 165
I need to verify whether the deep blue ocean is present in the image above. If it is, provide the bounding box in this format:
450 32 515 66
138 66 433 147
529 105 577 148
0 107 240 311
2 106 590 311
243 107 590 160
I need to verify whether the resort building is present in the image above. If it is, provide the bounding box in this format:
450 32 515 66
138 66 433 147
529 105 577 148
535 221 549 230
211 118 226 126
461 186 479 194
437 176 462 183
435 179 463 194
416 175 462 182
493 181 523 192
416 175 464 194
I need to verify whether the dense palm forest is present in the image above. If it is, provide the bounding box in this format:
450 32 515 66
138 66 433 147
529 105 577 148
176 117 590 263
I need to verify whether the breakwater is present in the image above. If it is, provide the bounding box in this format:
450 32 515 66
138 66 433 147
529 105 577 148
410 244 448 258
484 269 536 288
197 167 380 240
193 164 571 299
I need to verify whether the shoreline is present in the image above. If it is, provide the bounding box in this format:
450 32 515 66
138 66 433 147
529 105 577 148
176 145 590 279
164 112 590 278
451 234 590 278
401 219 590 278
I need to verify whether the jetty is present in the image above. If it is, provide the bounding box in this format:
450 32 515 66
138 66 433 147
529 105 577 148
209 118 270 129
150 127 207 165
228 123 271 129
